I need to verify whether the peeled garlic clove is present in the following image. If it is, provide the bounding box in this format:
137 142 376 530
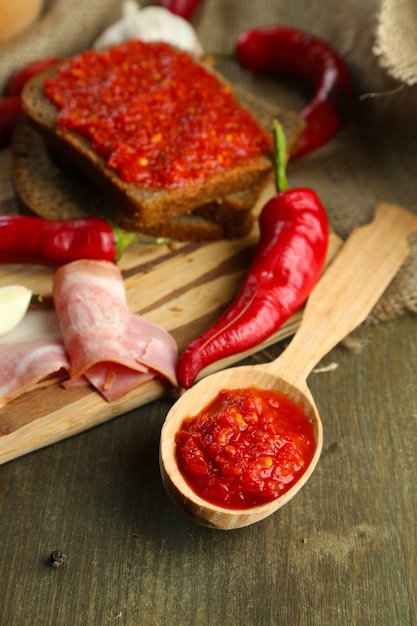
93 1 203 55
0 285 32 336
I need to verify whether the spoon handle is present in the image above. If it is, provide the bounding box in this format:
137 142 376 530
267 203 417 387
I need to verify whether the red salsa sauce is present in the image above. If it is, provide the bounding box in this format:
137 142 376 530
44 40 272 188
175 387 316 509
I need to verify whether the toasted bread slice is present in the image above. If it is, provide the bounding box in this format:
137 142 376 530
21 44 277 230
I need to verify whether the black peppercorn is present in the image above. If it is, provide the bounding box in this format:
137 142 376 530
50 550 66 568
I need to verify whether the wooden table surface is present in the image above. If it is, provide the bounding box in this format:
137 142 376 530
1 108 416 626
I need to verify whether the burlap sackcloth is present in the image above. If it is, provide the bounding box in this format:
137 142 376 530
1 0 416 323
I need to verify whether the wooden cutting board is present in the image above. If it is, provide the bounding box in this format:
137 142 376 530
0 151 342 464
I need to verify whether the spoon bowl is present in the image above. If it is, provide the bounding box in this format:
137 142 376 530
160 203 417 529
160 365 322 529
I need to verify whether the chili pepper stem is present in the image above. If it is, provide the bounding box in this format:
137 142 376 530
273 120 289 193
111 223 171 260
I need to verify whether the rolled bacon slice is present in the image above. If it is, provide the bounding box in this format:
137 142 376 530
53 259 178 401
0 309 69 409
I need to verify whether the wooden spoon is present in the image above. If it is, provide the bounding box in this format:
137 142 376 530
160 203 417 530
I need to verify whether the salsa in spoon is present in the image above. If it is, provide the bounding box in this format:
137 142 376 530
160 202 417 529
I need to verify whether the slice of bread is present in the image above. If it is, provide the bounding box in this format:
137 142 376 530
20 46 275 230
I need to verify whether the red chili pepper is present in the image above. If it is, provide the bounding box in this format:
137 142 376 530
235 25 355 159
177 121 329 389
0 96 23 148
155 0 202 20
6 57 63 97
0 215 169 266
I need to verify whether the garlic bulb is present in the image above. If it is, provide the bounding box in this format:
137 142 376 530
0 285 32 337
93 1 203 55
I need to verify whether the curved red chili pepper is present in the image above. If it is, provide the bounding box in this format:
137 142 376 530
0 215 168 266
235 25 355 159
155 0 203 20
177 189 328 388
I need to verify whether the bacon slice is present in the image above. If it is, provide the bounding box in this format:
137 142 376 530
53 259 178 400
0 309 69 409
